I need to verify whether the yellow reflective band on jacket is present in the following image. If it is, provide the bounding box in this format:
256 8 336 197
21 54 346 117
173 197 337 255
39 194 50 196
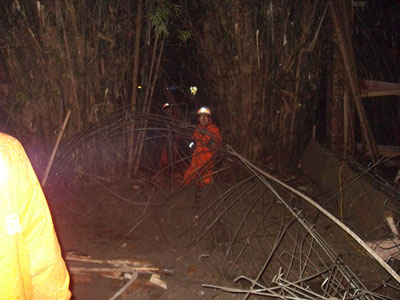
0 133 71 299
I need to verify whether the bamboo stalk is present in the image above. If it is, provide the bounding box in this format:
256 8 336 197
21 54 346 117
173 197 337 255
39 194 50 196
127 0 143 177
228 146 400 285
289 50 303 153
66 254 151 266
343 83 349 153
130 0 143 111
66 254 173 276
42 109 71 186
69 266 159 274
65 0 84 73
361 90 400 97
328 0 379 162
134 37 165 174
109 273 138 300
61 15 81 130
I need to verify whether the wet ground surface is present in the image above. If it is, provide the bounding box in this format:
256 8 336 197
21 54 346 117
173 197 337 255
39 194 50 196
49 183 244 300
46 170 400 300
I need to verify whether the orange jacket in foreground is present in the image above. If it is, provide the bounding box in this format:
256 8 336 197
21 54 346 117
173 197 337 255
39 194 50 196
183 122 222 186
0 133 71 299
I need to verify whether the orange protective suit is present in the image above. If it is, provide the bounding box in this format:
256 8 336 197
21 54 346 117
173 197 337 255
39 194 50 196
183 122 222 186
0 133 71 299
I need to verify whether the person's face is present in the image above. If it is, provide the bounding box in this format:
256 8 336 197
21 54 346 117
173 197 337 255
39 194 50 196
198 114 211 127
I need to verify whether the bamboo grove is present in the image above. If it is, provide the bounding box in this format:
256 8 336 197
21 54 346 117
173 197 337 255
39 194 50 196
0 0 398 180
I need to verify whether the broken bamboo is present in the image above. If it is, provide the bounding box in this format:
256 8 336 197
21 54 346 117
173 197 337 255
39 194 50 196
42 109 71 186
328 0 379 163
228 146 400 284
65 254 172 277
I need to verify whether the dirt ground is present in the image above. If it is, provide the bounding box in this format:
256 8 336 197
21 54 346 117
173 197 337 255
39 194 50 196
45 169 399 300
47 181 244 300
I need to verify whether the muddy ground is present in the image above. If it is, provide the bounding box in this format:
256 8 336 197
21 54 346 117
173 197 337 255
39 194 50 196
46 170 398 300
48 181 243 300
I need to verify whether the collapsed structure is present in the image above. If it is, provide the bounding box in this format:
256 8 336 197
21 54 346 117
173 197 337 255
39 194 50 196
51 113 400 299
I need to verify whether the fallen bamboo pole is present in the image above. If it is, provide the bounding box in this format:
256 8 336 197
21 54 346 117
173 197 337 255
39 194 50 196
109 272 138 300
66 254 173 276
328 0 379 163
66 254 150 266
69 266 160 274
228 145 400 284
42 109 71 186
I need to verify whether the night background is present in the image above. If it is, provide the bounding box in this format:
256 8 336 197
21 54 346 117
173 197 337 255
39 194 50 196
1 1 400 298
0 0 399 173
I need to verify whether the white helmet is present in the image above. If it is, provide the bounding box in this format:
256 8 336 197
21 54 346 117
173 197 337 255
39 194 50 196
197 106 211 116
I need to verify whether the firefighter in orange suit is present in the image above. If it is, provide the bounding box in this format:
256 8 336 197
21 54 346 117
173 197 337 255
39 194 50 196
0 133 71 299
183 107 222 186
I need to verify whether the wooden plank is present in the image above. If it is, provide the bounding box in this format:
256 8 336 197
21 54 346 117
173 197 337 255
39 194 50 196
328 0 379 162
65 254 173 277
357 143 400 158
360 79 400 97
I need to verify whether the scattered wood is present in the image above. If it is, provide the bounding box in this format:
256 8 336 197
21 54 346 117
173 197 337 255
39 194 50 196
109 272 139 300
230 146 400 284
65 253 172 280
328 0 379 163
357 144 400 158
385 210 400 238
149 274 167 290
366 211 400 262
360 79 400 98
69 266 161 278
